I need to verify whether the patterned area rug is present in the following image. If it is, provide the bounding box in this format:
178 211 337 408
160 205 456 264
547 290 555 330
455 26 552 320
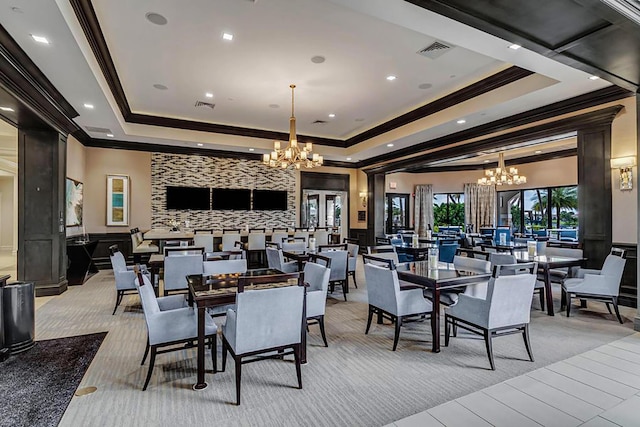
0 332 107 427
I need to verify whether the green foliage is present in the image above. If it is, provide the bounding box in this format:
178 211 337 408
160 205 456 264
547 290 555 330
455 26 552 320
510 204 521 229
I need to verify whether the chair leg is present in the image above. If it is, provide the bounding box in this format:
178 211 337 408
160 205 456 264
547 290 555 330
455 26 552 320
392 316 402 351
605 302 613 314
112 290 122 315
293 344 302 389
484 330 495 370
141 336 150 365
235 358 242 405
351 272 358 288
444 315 450 347
566 292 572 318
612 297 623 324
211 336 217 374
538 288 545 312
318 315 328 347
523 324 534 362
142 347 156 391
342 281 348 302
560 288 566 309
365 306 373 334
222 340 227 372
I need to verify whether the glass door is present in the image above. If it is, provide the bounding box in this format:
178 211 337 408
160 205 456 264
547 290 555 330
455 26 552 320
385 193 409 234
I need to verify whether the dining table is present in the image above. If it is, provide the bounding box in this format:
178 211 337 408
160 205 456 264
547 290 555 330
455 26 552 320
394 260 492 353
481 242 528 253
393 242 435 260
186 268 306 390
513 252 585 316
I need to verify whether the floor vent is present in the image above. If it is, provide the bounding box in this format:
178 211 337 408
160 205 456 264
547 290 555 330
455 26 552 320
417 41 453 59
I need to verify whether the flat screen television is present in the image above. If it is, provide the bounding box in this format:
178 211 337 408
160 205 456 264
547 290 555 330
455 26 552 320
253 190 288 210
166 186 210 210
211 188 251 210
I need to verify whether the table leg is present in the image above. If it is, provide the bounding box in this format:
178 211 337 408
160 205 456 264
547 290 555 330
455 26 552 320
193 306 208 390
431 286 441 352
301 289 307 364
544 267 555 316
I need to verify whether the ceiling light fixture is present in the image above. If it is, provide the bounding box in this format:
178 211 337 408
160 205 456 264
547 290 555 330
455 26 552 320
328 113 335 118
386 75 397 81
589 75 600 80
387 143 394 147
205 92 213 98
346 157 352 161
535 150 542 154
31 35 49 44
508 44 521 50
106 133 114 137
222 33 233 41
248 148 255 151
457 119 466 124
83 103 94 109
197 143 204 147
478 152 527 186
0 107 14 112
263 84 323 169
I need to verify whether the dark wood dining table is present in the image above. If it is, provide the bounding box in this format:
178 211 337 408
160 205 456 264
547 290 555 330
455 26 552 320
513 252 585 316
394 260 492 353
186 269 306 390
393 242 435 260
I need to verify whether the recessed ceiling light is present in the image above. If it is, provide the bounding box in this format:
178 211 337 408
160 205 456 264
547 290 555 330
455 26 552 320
484 160 490 163
346 157 352 161
386 75 397 81
589 75 600 80
197 143 204 147
205 92 214 98
328 113 336 118
508 44 521 50
31 35 49 44
269 104 280 109
145 12 167 25
535 150 542 154
0 107 14 112
248 148 255 151
83 103 94 109
222 33 233 41
418 83 432 90
386 143 394 147
456 119 466 124
355 118 365 122
106 133 114 138
311 55 326 64
153 84 168 90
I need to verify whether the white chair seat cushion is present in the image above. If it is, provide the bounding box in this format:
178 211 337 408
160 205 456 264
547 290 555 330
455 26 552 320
148 307 217 346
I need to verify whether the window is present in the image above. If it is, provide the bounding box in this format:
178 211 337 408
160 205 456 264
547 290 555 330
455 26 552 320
433 193 464 227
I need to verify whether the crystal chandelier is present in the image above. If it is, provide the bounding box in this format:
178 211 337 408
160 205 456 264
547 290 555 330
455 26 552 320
263 84 323 169
477 152 527 186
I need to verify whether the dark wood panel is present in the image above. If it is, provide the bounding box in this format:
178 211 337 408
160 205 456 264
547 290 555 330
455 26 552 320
366 173 386 247
613 243 637 308
349 229 369 253
578 125 612 269
300 172 350 192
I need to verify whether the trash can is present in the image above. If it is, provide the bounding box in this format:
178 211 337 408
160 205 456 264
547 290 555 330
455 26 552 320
2 281 35 354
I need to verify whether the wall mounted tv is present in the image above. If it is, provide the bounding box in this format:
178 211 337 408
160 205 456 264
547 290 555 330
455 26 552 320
253 190 288 210
211 188 251 210
166 186 210 210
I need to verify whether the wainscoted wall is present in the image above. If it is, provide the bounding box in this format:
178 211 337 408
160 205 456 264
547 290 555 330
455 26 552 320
151 153 296 229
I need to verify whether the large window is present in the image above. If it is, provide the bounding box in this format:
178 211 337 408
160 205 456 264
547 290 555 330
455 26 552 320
498 185 577 234
433 193 464 227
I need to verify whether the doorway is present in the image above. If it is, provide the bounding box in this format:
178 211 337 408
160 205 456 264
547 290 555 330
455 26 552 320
385 193 410 234
0 120 18 278
301 189 347 237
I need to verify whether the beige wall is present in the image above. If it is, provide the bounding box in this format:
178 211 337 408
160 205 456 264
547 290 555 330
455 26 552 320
84 147 152 234
0 176 14 250
66 136 86 236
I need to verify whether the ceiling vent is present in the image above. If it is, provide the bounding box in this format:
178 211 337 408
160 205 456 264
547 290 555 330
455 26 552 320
195 101 215 109
312 120 328 125
417 41 453 59
84 126 112 134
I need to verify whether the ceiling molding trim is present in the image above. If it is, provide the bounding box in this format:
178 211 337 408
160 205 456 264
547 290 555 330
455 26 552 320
344 66 533 146
405 148 577 173
356 85 630 168
0 23 81 135
363 104 623 174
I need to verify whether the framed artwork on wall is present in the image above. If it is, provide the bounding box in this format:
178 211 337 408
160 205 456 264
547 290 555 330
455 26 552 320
65 177 83 226
107 174 129 226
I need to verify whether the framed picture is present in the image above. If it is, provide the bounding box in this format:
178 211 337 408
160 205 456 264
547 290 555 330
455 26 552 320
65 177 83 226
107 175 129 226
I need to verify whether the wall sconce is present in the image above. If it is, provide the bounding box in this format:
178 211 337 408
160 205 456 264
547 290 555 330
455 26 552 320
359 191 368 207
610 156 636 191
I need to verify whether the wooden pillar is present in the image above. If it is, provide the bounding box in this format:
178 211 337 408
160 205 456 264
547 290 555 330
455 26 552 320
635 94 640 331
18 129 67 296
366 172 385 246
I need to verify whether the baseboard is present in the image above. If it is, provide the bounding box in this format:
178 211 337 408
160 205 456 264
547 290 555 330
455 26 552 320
35 280 68 297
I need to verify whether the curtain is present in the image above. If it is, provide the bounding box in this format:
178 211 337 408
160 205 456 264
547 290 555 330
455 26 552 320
464 183 496 232
414 184 433 236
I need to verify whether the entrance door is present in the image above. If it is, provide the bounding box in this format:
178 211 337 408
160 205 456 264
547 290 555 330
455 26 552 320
385 193 409 234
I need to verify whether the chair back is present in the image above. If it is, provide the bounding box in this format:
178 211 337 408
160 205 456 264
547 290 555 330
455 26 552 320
304 261 331 293
364 263 400 315
221 233 241 251
247 232 266 250
611 247 626 258
234 285 304 354
164 246 205 256
271 232 289 248
266 247 285 270
366 246 399 266
320 250 348 281
313 229 330 246
203 259 247 276
486 263 537 328
194 228 213 234
439 243 459 263
489 253 516 268
453 255 491 273
375 236 391 245
600 254 626 290
163 255 203 292
135 272 160 316
282 241 305 253
545 246 583 259
193 234 214 252
293 231 309 242
130 230 142 248
110 249 128 273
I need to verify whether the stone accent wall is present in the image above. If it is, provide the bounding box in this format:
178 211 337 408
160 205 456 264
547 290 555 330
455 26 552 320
151 153 295 229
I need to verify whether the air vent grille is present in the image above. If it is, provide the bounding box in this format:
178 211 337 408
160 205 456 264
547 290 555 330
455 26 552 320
195 101 215 109
417 41 453 59
84 126 112 134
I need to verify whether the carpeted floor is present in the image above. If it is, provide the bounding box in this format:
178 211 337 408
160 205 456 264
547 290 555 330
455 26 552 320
33 266 636 427
0 332 107 427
